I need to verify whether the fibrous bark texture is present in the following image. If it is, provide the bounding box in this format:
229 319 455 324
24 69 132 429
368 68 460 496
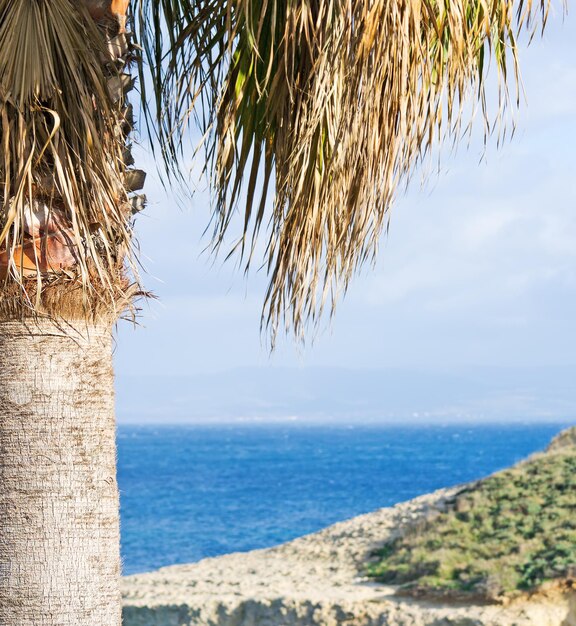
0 319 120 626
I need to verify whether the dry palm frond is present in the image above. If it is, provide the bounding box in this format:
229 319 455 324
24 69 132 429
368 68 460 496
0 0 133 317
135 0 550 343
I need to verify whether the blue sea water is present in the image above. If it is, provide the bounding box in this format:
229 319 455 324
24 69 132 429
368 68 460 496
117 422 569 575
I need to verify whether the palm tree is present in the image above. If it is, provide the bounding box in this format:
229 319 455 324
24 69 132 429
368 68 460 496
0 0 550 624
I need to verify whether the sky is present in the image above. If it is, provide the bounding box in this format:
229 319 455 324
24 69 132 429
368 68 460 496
114 13 576 423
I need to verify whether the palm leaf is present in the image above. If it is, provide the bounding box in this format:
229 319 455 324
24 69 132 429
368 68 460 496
134 0 551 342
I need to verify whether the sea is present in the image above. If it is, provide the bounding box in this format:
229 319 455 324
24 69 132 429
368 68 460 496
117 422 570 575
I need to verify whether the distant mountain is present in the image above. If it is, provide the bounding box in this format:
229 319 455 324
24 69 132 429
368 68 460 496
115 365 576 424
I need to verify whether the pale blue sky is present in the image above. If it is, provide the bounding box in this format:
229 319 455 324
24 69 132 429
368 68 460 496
114 15 576 421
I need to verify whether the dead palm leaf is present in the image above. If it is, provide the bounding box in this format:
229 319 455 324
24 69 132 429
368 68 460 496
0 0 134 319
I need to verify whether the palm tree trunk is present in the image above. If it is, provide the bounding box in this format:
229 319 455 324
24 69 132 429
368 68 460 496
0 319 121 626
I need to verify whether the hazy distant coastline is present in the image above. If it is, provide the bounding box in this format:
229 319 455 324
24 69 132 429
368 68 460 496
116 365 576 424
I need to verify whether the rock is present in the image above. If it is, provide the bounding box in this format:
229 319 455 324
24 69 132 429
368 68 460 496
546 426 576 452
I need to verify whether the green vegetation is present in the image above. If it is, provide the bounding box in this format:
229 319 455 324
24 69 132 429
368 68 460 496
367 428 576 601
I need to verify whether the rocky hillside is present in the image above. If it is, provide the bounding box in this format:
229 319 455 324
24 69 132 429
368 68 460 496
368 426 576 602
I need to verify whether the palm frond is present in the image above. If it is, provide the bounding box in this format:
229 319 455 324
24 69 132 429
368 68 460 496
136 0 551 342
0 0 134 317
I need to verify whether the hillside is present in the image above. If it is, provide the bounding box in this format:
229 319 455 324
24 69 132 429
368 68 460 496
367 426 576 601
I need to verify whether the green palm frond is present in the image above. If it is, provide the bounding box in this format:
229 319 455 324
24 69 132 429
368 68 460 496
0 0 132 316
135 0 550 342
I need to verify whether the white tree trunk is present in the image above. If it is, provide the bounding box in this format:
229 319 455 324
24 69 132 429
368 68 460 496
0 319 121 626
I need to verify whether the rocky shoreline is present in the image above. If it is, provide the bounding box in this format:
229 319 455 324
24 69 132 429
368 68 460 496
122 484 575 626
